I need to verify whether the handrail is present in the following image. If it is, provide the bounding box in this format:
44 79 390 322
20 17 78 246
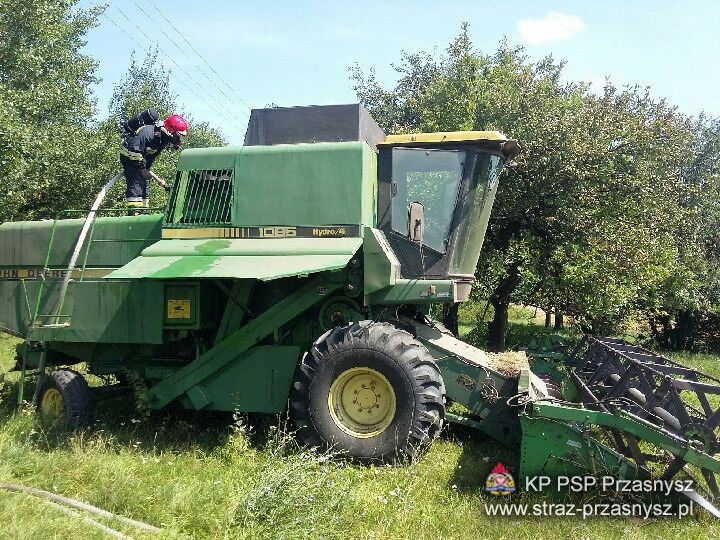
16 175 166 408
78 215 98 283
55 207 164 216
52 171 123 323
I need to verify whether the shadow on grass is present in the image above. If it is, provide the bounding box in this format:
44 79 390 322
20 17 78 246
0 373 295 457
462 319 580 352
442 422 519 494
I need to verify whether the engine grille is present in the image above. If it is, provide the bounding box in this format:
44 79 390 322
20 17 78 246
164 169 233 226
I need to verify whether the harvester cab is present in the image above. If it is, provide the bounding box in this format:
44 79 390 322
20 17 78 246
376 132 519 291
1 104 719 516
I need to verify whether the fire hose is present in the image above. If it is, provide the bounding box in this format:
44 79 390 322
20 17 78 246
52 169 169 322
0 482 163 537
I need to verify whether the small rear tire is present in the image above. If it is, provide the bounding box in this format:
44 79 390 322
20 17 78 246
290 321 445 463
37 369 94 427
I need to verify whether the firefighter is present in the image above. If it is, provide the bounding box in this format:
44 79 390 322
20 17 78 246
119 114 189 214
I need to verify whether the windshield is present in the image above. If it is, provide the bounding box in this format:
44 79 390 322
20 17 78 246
390 148 466 252
448 153 503 275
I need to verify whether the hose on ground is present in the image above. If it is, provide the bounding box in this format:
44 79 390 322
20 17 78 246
44 499 133 540
0 483 162 534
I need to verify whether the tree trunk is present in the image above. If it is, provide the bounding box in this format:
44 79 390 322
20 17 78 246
673 309 695 350
659 313 673 349
488 300 509 351
545 311 552 328
487 263 521 352
442 302 460 337
647 312 663 344
554 311 564 331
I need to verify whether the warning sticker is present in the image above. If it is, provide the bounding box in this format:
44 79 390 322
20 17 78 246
167 299 191 319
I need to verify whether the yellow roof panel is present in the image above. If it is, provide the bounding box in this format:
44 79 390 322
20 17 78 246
377 130 509 146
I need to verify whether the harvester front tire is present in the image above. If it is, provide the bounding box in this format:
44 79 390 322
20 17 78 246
37 369 94 427
290 321 445 463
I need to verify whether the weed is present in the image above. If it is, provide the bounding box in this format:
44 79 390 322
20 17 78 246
1 334 720 538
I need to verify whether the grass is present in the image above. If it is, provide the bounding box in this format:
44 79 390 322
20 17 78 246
457 303 582 347
2 329 720 538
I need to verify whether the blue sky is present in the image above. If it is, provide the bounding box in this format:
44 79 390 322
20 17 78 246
79 1 720 145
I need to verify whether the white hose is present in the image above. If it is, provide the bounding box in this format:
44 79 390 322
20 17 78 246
0 483 162 534
53 171 124 321
149 170 168 188
44 500 134 540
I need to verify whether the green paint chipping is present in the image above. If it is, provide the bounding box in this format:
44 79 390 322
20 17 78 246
194 239 232 254
107 237 363 280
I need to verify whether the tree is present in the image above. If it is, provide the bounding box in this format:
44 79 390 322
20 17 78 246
352 25 709 350
0 0 103 221
95 49 227 210
0 2 227 222
642 118 720 350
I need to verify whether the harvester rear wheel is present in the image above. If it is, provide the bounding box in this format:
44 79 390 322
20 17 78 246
290 321 445 463
37 369 94 427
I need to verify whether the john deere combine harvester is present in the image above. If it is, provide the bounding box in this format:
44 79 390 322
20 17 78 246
1 105 719 513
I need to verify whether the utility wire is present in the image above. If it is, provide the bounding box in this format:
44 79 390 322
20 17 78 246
113 4 241 122
103 9 238 135
132 0 250 121
147 0 255 114
103 12 236 137
110 5 248 138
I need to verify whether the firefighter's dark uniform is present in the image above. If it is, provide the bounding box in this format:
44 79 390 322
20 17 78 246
119 125 170 212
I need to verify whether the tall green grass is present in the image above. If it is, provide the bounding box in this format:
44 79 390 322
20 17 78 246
2 333 720 538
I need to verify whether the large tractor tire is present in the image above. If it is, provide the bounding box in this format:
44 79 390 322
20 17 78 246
36 369 94 427
290 321 445 463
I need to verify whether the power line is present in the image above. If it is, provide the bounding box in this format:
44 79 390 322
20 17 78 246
147 0 255 114
104 11 244 141
132 1 251 121
111 5 248 138
112 4 242 124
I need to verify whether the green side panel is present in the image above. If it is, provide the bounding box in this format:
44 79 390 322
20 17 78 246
24 281 164 344
366 279 455 305
181 345 300 413
176 142 377 227
107 238 362 280
233 143 375 226
176 145 239 172
413 323 520 447
147 275 342 409
519 414 642 480
0 279 75 336
362 227 399 297
0 280 38 336
0 214 162 268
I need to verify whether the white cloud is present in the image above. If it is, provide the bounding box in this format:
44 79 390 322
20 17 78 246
517 12 584 45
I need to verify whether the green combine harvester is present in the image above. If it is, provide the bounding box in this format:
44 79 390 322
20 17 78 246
1 104 719 514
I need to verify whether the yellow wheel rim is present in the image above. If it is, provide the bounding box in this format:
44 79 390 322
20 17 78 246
40 388 65 420
328 367 396 438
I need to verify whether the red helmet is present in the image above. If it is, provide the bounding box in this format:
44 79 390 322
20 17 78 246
163 114 188 136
